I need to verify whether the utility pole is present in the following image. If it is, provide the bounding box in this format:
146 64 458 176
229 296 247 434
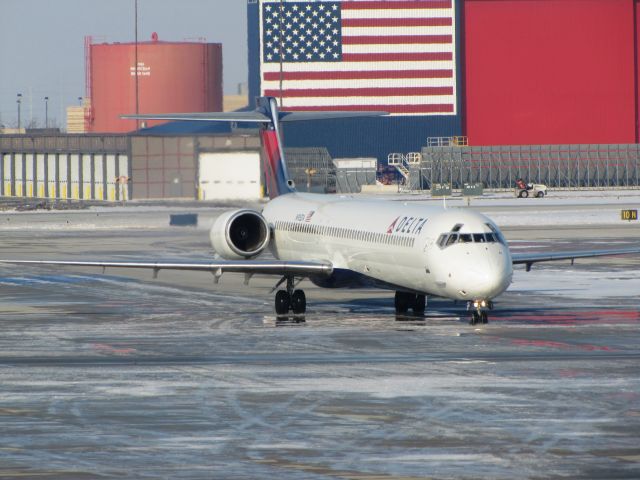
16 93 22 129
44 96 49 128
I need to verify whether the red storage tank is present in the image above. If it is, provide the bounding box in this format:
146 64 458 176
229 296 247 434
463 0 637 145
88 35 222 133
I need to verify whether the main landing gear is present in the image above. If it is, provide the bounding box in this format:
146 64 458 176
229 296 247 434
394 291 426 316
275 276 306 315
468 299 492 325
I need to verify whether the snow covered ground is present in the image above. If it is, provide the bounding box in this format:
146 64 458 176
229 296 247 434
0 189 638 230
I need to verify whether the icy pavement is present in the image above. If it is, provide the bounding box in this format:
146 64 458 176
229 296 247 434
0 197 639 478
0 266 639 479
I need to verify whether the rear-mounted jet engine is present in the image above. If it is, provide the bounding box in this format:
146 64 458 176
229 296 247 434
210 209 271 260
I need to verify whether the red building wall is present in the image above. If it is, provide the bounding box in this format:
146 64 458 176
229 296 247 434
463 0 637 146
89 40 222 133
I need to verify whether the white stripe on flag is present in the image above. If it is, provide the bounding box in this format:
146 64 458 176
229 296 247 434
277 96 456 108
262 78 455 90
341 9 453 19
342 26 453 36
261 61 454 72
343 44 453 54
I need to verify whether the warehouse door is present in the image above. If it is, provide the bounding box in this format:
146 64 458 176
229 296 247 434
198 152 262 200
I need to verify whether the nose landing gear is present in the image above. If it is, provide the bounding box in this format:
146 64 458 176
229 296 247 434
274 276 306 315
468 299 492 325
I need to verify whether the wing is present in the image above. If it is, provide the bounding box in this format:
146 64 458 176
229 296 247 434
512 247 640 271
0 259 333 281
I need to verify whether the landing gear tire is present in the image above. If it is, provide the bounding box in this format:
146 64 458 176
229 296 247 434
274 276 307 316
275 290 290 315
291 289 307 314
394 291 412 314
413 294 426 316
470 311 489 325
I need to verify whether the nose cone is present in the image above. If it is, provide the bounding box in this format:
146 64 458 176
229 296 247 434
454 248 513 300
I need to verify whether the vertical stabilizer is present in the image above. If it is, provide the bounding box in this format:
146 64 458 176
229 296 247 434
257 97 296 199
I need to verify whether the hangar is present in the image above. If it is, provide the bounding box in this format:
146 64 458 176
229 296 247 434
248 0 640 157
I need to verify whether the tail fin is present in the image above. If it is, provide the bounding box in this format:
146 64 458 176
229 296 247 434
256 97 295 199
122 98 387 199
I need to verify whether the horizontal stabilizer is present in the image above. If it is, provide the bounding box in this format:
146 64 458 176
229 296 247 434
121 112 271 123
121 97 388 124
278 111 388 122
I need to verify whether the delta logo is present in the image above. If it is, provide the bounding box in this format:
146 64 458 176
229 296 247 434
386 216 428 235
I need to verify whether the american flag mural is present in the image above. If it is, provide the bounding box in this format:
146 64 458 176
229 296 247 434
259 0 457 116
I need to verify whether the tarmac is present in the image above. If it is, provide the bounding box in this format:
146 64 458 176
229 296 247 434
0 195 639 479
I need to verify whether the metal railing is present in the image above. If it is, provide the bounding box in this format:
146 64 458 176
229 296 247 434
426 136 469 147
388 152 422 191
419 144 640 190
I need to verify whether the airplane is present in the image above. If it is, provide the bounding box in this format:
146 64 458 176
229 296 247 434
1 96 639 325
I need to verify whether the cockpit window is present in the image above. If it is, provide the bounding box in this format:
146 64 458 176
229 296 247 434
485 223 507 245
437 228 503 249
459 233 472 243
445 234 458 246
451 224 463 232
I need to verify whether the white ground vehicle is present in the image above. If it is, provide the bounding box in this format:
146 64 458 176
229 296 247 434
516 183 547 198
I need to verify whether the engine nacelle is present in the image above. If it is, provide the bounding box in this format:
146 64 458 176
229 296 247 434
209 209 271 260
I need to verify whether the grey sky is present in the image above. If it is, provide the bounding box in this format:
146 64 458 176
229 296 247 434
0 0 247 128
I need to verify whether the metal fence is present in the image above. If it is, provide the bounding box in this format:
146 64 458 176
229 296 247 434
419 144 640 190
285 147 335 193
334 166 377 194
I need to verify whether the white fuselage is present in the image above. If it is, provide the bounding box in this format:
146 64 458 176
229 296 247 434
262 193 513 302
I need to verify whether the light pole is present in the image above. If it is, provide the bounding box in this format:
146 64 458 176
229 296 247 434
78 96 83 105
16 93 22 129
44 96 49 128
